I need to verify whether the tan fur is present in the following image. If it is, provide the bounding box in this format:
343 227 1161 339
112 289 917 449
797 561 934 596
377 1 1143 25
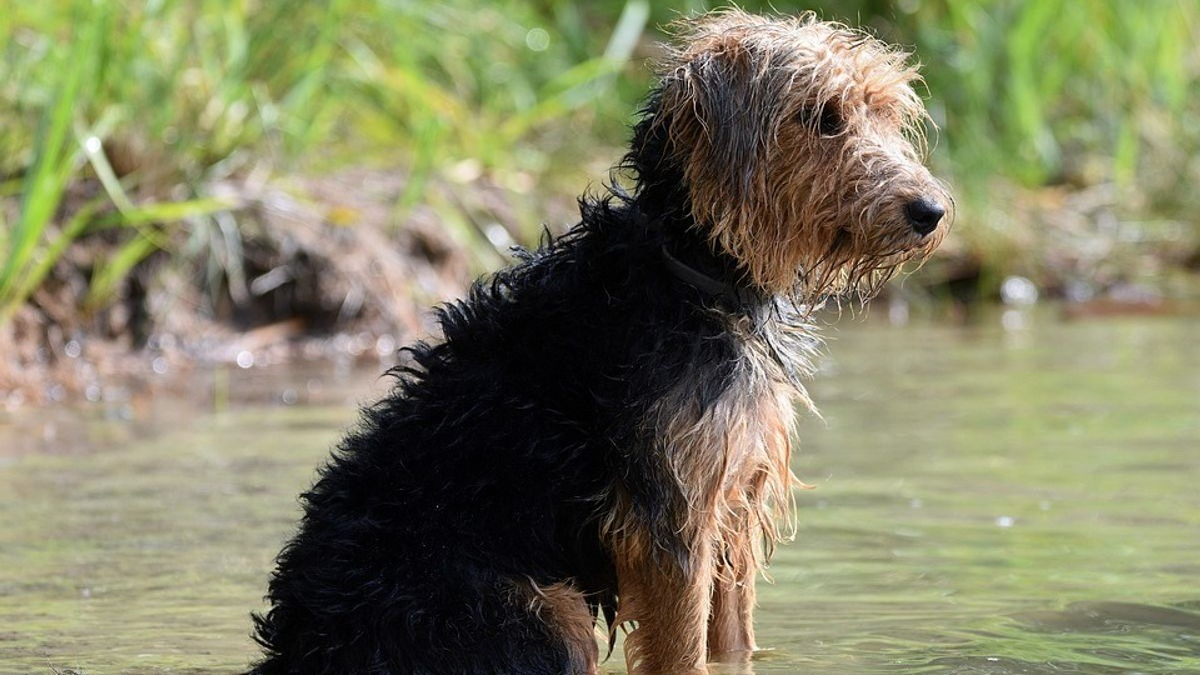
606 317 805 673
613 530 713 675
655 9 952 297
708 567 755 657
513 580 600 675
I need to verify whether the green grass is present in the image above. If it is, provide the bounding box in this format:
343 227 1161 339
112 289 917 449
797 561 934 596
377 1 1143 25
1 0 1198 324
913 0 1198 188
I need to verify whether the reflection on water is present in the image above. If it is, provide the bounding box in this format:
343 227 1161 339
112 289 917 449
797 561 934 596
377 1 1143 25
1 312 1197 674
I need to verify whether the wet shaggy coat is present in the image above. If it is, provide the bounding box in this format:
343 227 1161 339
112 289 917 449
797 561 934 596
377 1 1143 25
247 192 808 675
247 9 949 675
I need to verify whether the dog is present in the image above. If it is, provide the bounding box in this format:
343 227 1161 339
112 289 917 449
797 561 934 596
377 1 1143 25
246 9 950 675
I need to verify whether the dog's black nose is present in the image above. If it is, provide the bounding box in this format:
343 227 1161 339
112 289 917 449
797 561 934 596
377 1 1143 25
905 197 945 236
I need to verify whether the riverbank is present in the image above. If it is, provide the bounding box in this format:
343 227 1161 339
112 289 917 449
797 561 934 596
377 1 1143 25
4 164 1196 411
0 170 441 408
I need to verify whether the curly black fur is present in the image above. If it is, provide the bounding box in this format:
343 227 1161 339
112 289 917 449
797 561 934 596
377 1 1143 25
246 89 808 675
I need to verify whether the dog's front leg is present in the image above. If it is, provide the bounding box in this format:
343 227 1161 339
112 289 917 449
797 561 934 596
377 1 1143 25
707 558 757 659
614 534 714 674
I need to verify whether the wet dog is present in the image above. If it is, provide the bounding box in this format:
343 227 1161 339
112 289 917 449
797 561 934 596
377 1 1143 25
247 9 950 675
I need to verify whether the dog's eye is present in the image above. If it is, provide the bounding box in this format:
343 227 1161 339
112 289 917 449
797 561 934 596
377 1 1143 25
799 100 844 137
817 102 844 136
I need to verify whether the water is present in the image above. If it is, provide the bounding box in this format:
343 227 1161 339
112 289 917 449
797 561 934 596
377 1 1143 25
1 312 1197 674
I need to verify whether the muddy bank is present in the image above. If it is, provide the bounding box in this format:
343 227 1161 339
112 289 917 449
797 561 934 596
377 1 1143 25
2 169 1195 410
0 167 583 410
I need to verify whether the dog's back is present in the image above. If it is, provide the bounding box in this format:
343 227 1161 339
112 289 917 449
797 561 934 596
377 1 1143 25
248 199 788 674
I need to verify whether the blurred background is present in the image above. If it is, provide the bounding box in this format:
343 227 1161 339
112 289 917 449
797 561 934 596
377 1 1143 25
1 0 1198 405
3 4 1200 674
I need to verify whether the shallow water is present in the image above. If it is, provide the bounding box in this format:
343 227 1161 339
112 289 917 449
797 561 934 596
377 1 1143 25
1 311 1197 674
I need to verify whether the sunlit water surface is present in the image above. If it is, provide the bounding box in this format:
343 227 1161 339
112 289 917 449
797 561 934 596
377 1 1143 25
2 312 1197 674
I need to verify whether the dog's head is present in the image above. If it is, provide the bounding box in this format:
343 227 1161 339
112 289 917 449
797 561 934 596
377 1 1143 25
633 9 952 299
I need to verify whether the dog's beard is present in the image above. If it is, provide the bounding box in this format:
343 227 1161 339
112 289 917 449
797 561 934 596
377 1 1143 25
787 224 943 306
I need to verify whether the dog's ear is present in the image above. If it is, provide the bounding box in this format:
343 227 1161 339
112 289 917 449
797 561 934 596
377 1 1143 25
659 46 785 204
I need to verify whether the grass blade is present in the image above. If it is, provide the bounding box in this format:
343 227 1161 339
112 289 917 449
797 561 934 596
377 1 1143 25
0 0 104 313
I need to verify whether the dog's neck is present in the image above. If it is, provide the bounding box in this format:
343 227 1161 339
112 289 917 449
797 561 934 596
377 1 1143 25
630 203 769 315
624 141 768 314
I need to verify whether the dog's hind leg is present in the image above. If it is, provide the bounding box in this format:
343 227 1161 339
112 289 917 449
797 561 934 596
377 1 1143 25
251 560 596 675
510 579 600 675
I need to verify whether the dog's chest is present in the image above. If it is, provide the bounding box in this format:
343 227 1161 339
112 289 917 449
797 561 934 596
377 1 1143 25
653 348 799 523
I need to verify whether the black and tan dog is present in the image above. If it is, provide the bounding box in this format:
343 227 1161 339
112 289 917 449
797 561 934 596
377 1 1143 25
247 10 950 675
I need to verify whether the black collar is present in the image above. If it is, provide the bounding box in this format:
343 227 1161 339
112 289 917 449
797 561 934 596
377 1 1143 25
633 208 769 314
659 245 767 313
